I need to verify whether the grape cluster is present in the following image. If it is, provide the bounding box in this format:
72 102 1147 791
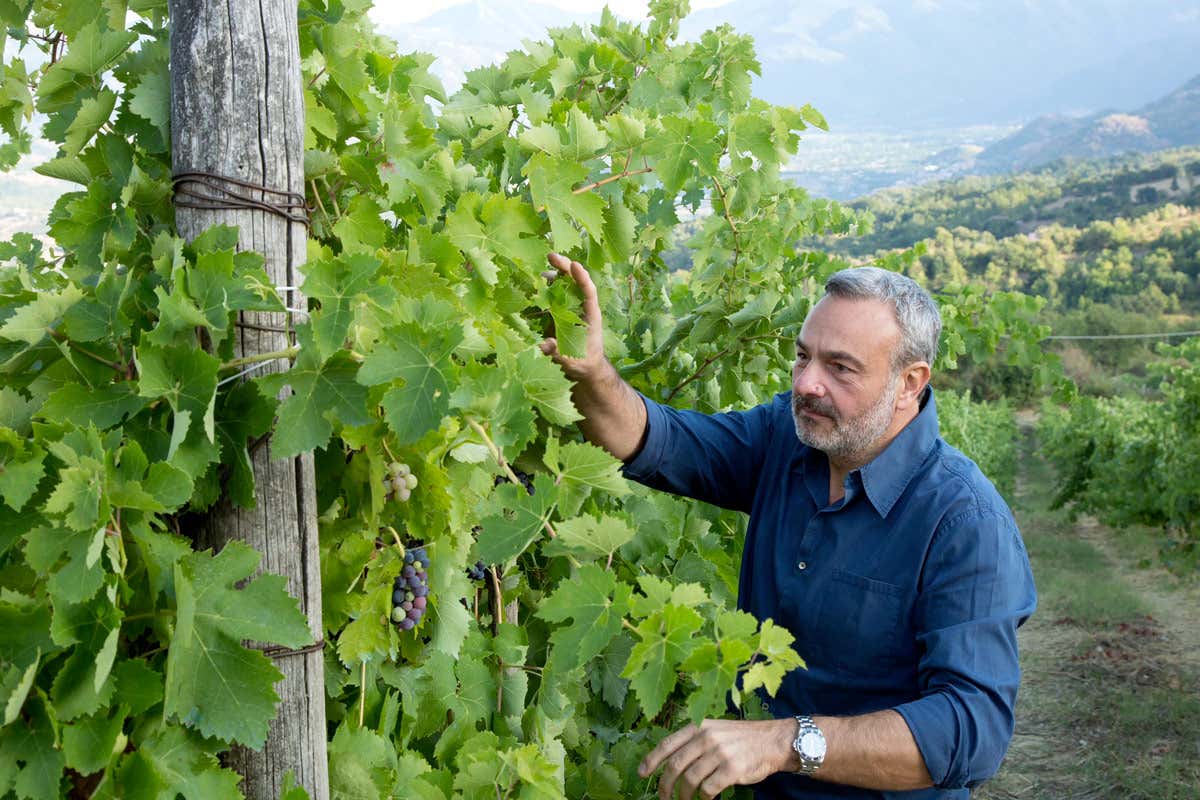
391 546 429 631
494 470 535 495
465 560 488 582
385 461 418 503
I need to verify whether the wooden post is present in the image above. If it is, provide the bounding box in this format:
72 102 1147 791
168 1 329 798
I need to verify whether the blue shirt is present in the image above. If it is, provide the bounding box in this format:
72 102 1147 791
621 388 1036 799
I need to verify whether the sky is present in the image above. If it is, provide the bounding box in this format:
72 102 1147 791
375 0 733 25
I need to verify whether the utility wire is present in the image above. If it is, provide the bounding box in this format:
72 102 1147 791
1039 330 1200 342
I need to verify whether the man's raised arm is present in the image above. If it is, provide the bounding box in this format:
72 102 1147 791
539 253 647 461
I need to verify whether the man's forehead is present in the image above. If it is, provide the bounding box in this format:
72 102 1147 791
796 296 899 361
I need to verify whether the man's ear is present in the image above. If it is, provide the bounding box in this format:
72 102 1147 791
896 362 931 411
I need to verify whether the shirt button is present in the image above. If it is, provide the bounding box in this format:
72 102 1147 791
797 561 807 571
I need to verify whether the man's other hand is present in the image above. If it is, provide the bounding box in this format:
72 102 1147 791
638 718 796 800
539 252 607 381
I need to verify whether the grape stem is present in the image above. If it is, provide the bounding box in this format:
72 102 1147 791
358 661 366 727
221 347 299 371
45 327 128 374
466 418 557 539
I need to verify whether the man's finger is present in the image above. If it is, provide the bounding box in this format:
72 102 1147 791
679 753 723 800
547 252 572 275
639 724 700 778
656 735 710 800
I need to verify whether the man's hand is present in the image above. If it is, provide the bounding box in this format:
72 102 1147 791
638 718 796 800
539 252 607 381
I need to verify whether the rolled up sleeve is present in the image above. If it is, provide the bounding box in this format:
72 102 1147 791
893 508 1037 789
621 393 780 513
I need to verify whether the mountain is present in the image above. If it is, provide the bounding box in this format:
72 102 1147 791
974 74 1200 173
680 0 1200 128
380 1 1200 130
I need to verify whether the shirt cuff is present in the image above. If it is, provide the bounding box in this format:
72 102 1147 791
620 393 667 481
894 693 964 790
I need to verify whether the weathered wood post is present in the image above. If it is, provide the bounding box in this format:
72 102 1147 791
168 1 329 797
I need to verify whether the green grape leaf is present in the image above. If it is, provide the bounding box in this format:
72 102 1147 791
562 105 608 162
0 695 64 800
129 66 171 140
328 724 398 800
542 514 634 561
259 332 371 460
164 542 313 748
332 195 389 254
621 604 704 719
515 347 582 426
38 383 148 431
0 284 84 345
0 655 39 727
112 658 163 717
301 253 382 358
127 726 246 800
536 565 632 673
0 431 45 511
63 705 125 775
476 475 556 565
63 89 116 156
33 155 91 184
524 152 606 251
543 438 630 516
36 21 136 112
653 115 722 195
358 323 463 446
444 192 547 284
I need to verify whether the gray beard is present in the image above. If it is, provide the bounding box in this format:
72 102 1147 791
792 380 898 461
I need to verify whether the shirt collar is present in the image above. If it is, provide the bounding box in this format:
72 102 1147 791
858 386 939 518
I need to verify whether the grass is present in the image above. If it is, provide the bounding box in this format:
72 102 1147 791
975 423 1200 800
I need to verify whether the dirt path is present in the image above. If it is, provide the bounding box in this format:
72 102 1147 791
975 418 1200 800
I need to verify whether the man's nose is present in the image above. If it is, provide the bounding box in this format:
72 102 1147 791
793 362 825 398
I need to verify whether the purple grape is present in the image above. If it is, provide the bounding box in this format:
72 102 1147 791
409 607 424 622
413 585 428 598
402 565 415 578
407 576 422 589
412 596 427 610
399 618 415 631
392 590 405 605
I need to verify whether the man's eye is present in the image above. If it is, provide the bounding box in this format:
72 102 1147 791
833 363 850 373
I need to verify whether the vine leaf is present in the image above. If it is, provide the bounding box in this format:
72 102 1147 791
259 326 371 460
621 603 704 719
543 438 630 516
524 152 606 251
131 726 247 800
164 542 313 749
542 513 634 561
476 474 556 565
536 565 632 673
357 322 463 446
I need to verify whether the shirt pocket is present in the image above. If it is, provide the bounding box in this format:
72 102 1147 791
812 569 908 673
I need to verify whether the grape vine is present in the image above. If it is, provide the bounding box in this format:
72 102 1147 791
0 0 1062 797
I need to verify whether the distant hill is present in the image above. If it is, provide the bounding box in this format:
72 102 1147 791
975 75 1200 173
825 146 1200 256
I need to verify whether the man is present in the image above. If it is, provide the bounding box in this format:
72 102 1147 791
540 252 1037 800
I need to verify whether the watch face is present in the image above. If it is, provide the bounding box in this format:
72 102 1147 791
800 731 827 760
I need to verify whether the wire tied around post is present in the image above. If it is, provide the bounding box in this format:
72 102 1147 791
172 171 311 229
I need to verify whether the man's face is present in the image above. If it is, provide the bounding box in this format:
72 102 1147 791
791 295 902 460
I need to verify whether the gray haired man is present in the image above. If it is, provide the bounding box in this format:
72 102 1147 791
542 254 1036 800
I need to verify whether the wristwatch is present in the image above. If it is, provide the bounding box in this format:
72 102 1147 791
792 715 827 775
